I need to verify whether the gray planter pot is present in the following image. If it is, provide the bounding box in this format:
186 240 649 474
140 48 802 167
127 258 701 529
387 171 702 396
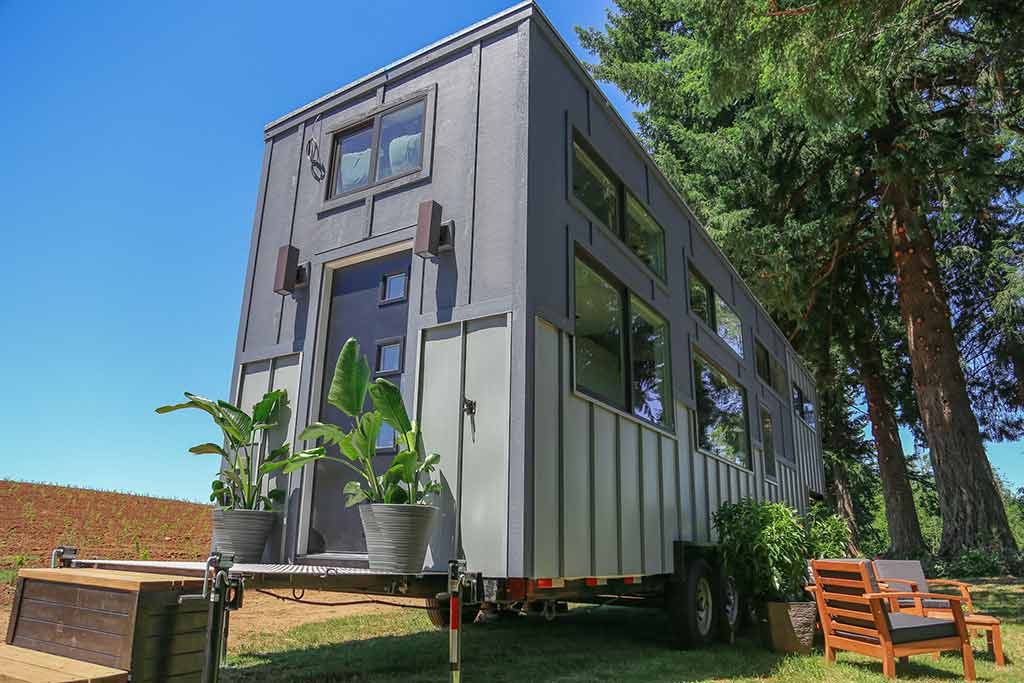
359 504 440 573
211 509 276 564
763 601 817 654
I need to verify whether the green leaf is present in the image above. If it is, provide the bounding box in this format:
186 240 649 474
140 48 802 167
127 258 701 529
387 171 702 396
368 378 412 437
299 422 348 446
216 400 253 445
268 443 291 460
267 488 286 503
189 443 227 457
252 389 288 426
342 480 369 507
327 338 371 417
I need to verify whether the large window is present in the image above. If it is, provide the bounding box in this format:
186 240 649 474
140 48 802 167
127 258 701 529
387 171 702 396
629 296 672 427
571 134 667 279
624 193 666 279
761 407 777 478
693 354 750 468
574 255 673 430
755 339 787 395
574 257 626 407
792 383 817 430
329 98 426 198
689 266 744 357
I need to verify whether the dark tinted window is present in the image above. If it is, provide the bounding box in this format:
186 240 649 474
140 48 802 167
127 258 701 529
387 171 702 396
761 408 777 478
756 341 771 383
629 296 672 428
624 193 666 279
689 268 713 328
694 355 750 468
574 257 626 407
572 138 619 231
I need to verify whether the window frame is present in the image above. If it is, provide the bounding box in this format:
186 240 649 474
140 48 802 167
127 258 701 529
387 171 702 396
319 87 436 214
374 336 405 377
691 349 752 470
688 264 745 360
571 249 675 434
568 129 668 283
754 338 787 397
792 382 817 431
379 269 410 306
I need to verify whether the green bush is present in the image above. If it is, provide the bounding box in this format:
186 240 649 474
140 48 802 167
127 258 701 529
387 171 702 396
714 499 852 606
926 542 1023 578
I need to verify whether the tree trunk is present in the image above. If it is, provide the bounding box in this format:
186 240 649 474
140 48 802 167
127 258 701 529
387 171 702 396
851 308 927 556
830 458 862 557
881 175 1018 557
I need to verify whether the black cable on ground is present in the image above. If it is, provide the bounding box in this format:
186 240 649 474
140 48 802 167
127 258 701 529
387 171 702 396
252 587 433 610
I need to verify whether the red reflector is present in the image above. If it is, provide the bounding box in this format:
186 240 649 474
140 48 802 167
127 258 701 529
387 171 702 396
585 578 597 586
536 578 553 588
450 595 460 630
623 576 635 585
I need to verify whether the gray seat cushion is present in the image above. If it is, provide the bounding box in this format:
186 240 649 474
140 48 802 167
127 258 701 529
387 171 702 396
887 612 958 644
874 559 931 592
896 597 951 611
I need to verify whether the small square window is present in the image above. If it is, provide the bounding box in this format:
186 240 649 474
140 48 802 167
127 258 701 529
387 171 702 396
376 423 396 451
380 272 408 304
376 340 403 375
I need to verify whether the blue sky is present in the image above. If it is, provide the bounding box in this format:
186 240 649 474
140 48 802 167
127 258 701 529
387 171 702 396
0 1 1019 502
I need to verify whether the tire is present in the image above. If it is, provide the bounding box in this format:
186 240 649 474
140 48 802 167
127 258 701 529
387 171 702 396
425 598 479 629
715 571 741 643
667 558 717 648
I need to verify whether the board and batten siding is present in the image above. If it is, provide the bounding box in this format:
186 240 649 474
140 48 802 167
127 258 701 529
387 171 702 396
533 318 800 579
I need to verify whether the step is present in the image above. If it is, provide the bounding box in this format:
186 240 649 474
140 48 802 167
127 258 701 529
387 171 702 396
0 643 126 682
5 569 209 683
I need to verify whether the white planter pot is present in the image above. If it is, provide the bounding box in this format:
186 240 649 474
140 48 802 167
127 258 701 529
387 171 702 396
359 504 440 573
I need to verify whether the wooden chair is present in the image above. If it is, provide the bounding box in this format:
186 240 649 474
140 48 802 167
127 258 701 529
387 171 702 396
809 559 975 680
873 559 975 617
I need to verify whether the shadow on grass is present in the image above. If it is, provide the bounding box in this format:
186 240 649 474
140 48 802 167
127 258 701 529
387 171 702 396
223 606 790 682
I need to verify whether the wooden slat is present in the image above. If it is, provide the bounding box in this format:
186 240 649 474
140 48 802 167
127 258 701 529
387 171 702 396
826 606 878 622
820 591 870 605
22 584 133 616
17 570 204 593
816 576 867 589
17 601 131 637
0 643 127 683
828 620 879 638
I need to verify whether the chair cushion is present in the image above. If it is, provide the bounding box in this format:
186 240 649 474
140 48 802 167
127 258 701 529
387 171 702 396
874 559 930 592
896 597 951 611
887 612 958 644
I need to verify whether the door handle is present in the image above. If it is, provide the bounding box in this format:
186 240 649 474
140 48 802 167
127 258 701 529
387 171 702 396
463 398 477 416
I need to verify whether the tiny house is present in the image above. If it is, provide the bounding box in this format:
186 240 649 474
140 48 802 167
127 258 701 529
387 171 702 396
230 0 825 640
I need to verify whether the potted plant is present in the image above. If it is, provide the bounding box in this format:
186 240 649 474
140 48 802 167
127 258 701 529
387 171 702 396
156 389 313 563
714 499 816 654
288 338 441 573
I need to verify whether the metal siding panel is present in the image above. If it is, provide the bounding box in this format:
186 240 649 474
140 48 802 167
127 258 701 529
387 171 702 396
238 360 273 414
592 406 619 575
563 393 591 578
618 419 642 574
676 406 694 542
660 434 677 569
641 428 661 574
421 323 464 572
693 453 709 542
532 320 560 577
461 316 511 577
706 458 719 542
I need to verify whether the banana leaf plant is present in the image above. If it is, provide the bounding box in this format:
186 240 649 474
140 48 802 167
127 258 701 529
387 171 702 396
156 389 309 511
279 338 441 507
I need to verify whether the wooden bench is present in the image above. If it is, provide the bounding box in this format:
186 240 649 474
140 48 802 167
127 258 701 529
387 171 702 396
4 568 208 683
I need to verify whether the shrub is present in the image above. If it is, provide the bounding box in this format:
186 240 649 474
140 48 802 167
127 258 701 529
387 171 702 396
806 502 851 559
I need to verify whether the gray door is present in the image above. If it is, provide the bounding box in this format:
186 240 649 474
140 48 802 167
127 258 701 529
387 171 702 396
420 314 510 576
307 251 412 556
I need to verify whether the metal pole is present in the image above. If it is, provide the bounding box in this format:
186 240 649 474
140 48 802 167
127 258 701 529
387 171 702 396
202 569 228 683
448 560 463 683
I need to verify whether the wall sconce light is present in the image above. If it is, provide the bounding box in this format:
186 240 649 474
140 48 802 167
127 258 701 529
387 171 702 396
414 200 454 257
273 245 309 295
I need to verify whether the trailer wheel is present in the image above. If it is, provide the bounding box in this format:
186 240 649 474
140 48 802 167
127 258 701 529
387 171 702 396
715 572 741 642
425 598 479 630
667 558 717 648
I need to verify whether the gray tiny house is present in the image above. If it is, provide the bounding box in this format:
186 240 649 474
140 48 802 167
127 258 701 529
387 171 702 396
230 0 825 639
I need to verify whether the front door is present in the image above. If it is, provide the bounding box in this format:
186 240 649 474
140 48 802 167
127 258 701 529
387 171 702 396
307 250 412 556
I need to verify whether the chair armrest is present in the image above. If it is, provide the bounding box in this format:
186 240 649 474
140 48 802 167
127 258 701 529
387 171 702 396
926 579 975 612
879 578 919 591
864 591 962 604
804 585 818 594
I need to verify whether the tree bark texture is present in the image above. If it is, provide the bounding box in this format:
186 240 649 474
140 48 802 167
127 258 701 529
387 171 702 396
883 176 1018 556
852 312 927 556
830 458 862 557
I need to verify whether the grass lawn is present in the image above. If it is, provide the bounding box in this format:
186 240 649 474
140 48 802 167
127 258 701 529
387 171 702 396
224 578 1021 682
